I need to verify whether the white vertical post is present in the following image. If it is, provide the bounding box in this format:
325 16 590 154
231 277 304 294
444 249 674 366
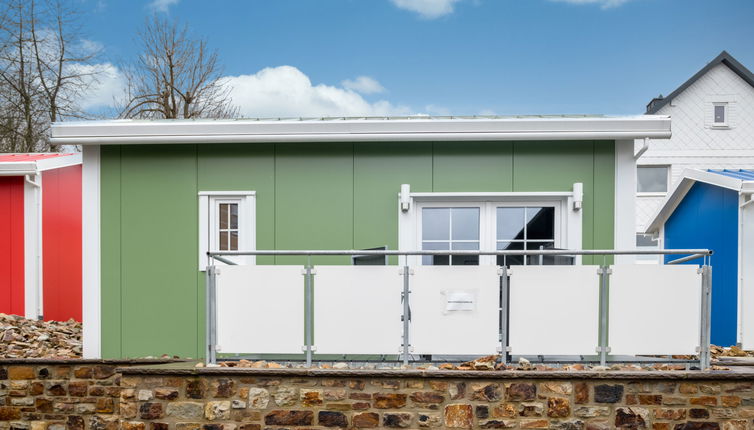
82 145 101 358
597 265 611 367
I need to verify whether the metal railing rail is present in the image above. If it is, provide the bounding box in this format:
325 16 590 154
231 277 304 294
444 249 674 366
206 248 713 369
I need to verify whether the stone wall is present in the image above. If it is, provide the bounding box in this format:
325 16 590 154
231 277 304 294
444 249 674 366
119 368 754 430
4 361 754 430
0 360 176 430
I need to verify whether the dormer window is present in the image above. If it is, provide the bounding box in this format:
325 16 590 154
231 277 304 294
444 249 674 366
713 103 728 127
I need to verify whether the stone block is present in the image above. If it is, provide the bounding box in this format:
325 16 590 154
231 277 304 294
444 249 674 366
264 410 313 426
373 393 407 409
507 383 536 402
382 412 413 428
318 411 348 427
166 402 204 419
247 388 269 409
444 404 473 429
548 397 570 418
353 412 379 428
594 384 623 403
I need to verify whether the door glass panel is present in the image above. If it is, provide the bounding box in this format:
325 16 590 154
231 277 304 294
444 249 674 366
422 208 450 240
526 207 554 240
451 241 479 266
496 241 524 267
422 241 449 266
451 208 480 240
497 207 525 241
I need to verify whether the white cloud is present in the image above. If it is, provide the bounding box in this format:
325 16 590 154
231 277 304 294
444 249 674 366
148 0 180 13
390 0 463 19
549 0 633 9
341 76 385 94
72 62 126 110
223 66 411 117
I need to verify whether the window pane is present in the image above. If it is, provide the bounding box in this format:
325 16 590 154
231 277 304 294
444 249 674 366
636 233 658 248
230 231 239 251
526 207 555 240
497 207 525 241
496 241 524 267
219 204 229 229
422 241 449 265
451 208 480 240
451 241 479 266
230 204 238 229
219 231 229 251
714 105 726 123
637 166 668 193
422 208 450 240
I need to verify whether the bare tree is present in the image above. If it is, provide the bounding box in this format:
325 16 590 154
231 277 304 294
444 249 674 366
120 16 238 119
0 0 100 152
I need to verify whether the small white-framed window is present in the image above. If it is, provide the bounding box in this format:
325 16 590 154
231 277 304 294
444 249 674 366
713 103 728 127
198 191 256 270
637 165 669 195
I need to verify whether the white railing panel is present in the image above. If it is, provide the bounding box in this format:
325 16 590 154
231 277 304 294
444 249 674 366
410 266 500 356
609 265 701 355
216 265 304 355
509 265 600 356
314 266 403 355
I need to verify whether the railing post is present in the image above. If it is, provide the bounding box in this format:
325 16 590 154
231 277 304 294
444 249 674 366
499 266 510 365
597 265 611 367
401 263 411 366
304 264 315 367
699 265 712 369
206 264 218 365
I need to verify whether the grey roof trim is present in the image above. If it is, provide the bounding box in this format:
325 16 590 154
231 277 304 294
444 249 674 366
646 51 754 114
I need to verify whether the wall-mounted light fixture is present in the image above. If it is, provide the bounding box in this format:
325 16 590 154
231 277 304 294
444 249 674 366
400 184 411 212
573 182 583 211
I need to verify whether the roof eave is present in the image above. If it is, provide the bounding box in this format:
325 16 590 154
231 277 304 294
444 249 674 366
50 116 672 145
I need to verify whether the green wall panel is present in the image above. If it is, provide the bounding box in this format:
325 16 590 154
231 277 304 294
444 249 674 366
353 142 433 264
274 143 354 265
99 140 617 358
118 145 199 358
432 142 513 192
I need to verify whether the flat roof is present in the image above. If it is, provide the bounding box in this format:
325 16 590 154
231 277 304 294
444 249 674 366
50 115 671 145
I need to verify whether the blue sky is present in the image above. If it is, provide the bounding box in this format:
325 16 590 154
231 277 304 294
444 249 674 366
81 0 754 117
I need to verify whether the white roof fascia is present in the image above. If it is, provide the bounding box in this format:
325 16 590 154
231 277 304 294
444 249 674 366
645 169 747 234
50 116 672 145
35 153 82 171
0 154 82 176
0 162 38 176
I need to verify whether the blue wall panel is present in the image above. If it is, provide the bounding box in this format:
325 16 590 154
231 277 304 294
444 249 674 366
664 182 738 346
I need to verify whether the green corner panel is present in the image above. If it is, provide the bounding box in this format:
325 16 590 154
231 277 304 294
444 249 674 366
99 140 617 359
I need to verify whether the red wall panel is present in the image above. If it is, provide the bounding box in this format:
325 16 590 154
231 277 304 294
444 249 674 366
0 176 24 316
42 165 82 321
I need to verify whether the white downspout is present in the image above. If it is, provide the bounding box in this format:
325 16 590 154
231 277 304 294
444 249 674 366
24 173 43 320
634 138 650 160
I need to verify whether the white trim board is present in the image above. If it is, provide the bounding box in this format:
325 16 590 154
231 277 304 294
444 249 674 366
23 174 42 319
50 116 672 145
82 145 101 358
614 140 636 264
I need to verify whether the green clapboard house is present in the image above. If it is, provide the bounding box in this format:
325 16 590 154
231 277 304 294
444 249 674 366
50 115 671 359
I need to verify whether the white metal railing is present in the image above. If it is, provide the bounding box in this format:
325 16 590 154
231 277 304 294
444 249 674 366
205 249 713 369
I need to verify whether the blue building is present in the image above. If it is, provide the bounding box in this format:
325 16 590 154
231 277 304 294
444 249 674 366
646 169 754 347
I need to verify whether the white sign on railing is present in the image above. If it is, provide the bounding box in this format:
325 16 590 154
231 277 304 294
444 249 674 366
410 266 500 356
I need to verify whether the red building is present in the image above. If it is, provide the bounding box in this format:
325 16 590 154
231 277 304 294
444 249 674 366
0 153 82 322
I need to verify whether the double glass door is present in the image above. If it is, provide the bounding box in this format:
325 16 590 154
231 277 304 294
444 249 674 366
419 202 560 266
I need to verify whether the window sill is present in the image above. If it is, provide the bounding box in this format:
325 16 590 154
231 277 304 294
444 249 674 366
637 192 667 198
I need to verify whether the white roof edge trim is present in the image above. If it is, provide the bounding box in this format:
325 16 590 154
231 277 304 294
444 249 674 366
645 168 748 234
50 116 671 145
0 153 81 175
35 153 82 171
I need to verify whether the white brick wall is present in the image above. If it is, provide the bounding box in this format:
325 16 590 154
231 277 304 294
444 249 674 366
636 63 754 232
